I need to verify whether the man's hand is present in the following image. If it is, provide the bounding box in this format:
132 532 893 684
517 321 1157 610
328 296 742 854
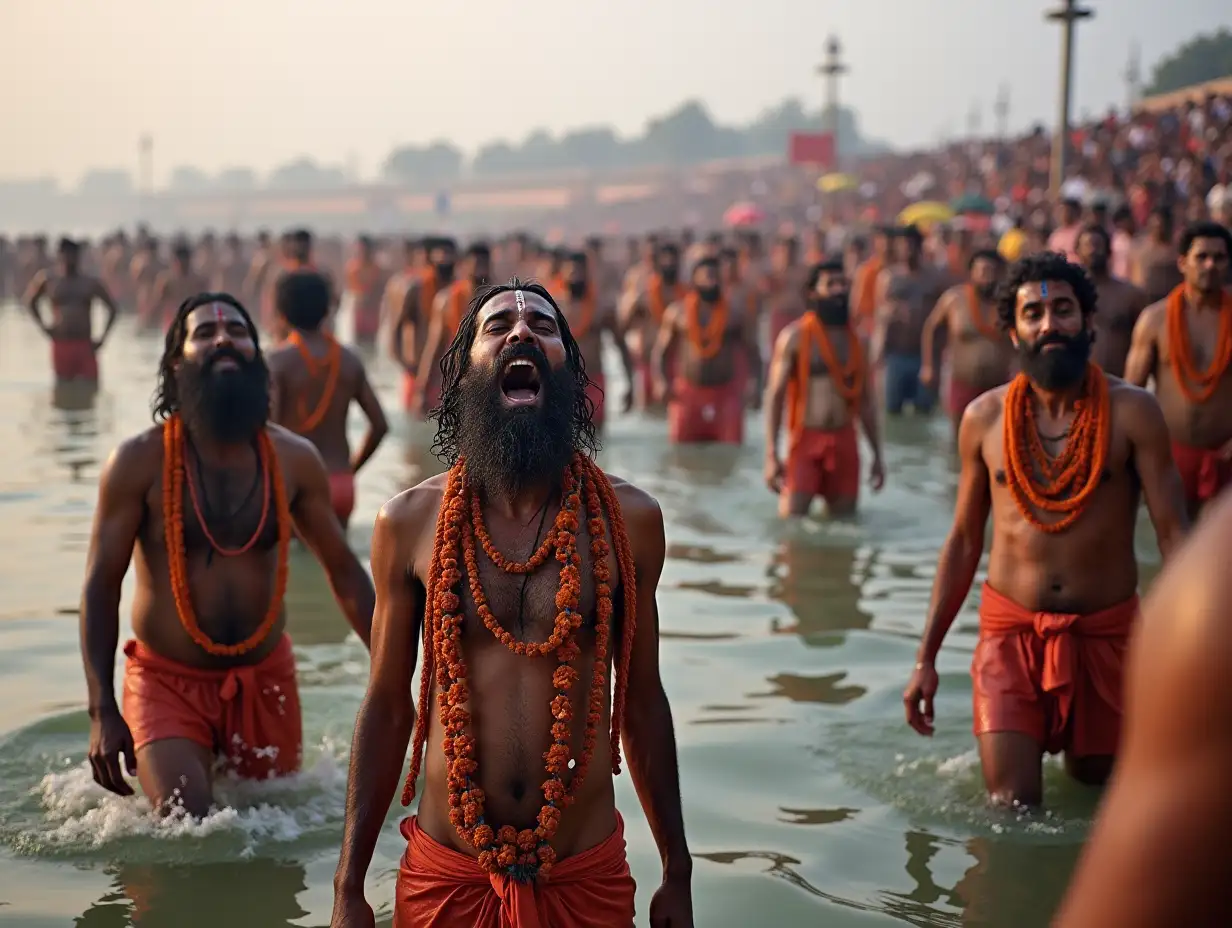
88 708 137 796
649 875 694 928
919 363 935 388
1219 436 1232 462
621 386 634 414
903 661 939 736
654 377 671 405
329 890 376 928
869 457 886 492
764 456 784 495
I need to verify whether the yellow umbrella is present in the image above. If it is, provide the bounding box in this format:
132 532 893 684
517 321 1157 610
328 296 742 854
817 172 858 194
897 201 954 227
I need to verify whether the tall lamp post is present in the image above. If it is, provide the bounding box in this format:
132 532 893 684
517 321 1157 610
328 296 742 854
816 36 848 168
1046 0 1094 198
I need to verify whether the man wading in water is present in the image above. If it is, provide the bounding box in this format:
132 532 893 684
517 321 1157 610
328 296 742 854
903 254 1186 806
332 281 693 927
80 294 374 817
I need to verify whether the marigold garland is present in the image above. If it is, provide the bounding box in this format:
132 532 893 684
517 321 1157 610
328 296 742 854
683 292 728 360
1002 363 1110 534
966 284 1001 339
648 275 683 325
162 414 291 656
288 330 342 433
1165 284 1232 404
401 453 638 884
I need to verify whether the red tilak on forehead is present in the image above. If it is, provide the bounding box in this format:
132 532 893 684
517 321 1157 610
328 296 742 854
212 302 227 325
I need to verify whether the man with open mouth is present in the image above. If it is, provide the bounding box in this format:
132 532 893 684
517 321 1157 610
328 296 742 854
334 280 694 928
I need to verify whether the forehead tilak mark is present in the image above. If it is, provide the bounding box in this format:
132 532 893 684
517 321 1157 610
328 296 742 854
1041 281 1048 299
514 289 526 312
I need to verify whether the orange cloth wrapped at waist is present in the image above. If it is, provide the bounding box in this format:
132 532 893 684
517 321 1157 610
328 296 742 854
1171 440 1232 506
972 584 1137 756
395 814 635 928
122 634 302 778
51 339 98 382
328 471 355 523
785 424 859 501
668 376 744 445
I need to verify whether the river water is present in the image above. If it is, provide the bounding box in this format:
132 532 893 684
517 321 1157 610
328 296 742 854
0 304 1164 927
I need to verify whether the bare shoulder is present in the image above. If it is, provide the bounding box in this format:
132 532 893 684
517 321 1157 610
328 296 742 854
268 423 325 467
775 318 803 350
340 343 369 377
103 424 164 490
602 471 664 537
374 473 448 549
964 384 1008 427
1135 298 1167 332
1108 375 1166 431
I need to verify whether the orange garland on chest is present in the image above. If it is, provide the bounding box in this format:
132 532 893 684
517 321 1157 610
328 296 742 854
162 414 291 656
683 292 728 360
1001 363 1110 534
1165 284 1232 404
287 331 342 433
400 454 638 883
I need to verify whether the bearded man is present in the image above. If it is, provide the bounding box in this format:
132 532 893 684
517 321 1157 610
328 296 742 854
332 281 694 927
903 253 1186 806
80 293 374 818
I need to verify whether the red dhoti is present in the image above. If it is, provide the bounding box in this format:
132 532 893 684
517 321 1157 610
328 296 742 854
784 424 860 503
51 339 99 382
394 814 636 928
668 376 744 444
971 584 1137 757
328 472 355 524
945 377 986 420
586 372 607 427
121 635 303 778
1171 440 1232 509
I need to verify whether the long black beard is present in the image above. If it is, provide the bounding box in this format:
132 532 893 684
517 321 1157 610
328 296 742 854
1018 331 1092 390
454 345 579 499
175 348 270 444
810 294 851 327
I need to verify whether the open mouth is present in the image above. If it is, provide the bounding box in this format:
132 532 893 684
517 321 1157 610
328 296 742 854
500 358 542 405
210 357 240 372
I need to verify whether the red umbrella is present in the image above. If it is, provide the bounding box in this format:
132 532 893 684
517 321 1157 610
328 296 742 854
723 201 765 227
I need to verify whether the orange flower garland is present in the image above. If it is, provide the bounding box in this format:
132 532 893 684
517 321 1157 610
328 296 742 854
967 284 1001 339
1165 284 1232 404
401 454 638 883
648 275 683 325
1002 363 1110 534
805 311 864 408
162 414 291 656
288 330 342 433
683 292 728 360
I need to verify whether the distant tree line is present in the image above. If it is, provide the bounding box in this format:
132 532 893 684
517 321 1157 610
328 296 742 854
1144 28 1232 96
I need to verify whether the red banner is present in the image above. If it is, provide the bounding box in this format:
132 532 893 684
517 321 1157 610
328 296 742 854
788 132 835 167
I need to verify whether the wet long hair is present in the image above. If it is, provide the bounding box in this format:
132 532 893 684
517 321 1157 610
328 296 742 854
429 278 600 464
151 292 263 422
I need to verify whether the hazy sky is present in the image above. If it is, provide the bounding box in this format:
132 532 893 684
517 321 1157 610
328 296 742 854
2 0 1229 187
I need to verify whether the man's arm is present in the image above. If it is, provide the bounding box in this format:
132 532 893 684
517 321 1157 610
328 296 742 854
349 362 389 473
917 400 991 661
618 487 692 885
413 292 448 386
919 291 952 384
92 278 120 347
857 340 885 469
81 438 150 718
1054 492 1232 927
762 326 795 470
394 283 422 371
23 269 50 334
1123 304 1161 388
333 494 426 902
1123 386 1188 560
286 436 374 647
650 306 680 391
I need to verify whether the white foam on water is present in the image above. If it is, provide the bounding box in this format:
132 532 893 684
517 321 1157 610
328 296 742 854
14 735 351 858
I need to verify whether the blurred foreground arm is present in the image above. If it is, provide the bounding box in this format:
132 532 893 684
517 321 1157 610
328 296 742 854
1053 491 1232 927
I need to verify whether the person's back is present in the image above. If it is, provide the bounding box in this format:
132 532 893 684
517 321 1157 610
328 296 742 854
1053 489 1232 926
267 270 388 530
